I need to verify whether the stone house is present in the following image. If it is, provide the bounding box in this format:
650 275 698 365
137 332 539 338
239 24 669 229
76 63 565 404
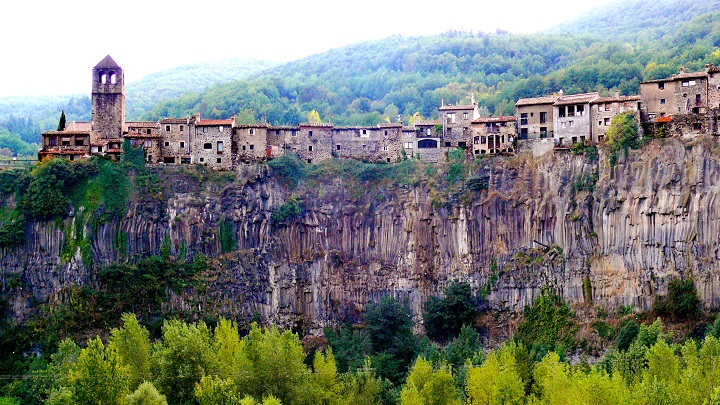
515 95 557 140
266 126 298 159
438 102 479 148
332 123 402 163
191 117 234 170
125 121 161 163
553 92 599 146
38 129 91 161
234 123 269 163
410 120 442 162
159 118 192 164
471 116 517 156
590 95 641 142
281 123 333 164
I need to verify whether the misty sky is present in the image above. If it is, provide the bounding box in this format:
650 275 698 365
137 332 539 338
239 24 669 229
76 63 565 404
2 0 618 98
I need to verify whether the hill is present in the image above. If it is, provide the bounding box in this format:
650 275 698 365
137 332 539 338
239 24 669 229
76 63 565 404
141 0 720 126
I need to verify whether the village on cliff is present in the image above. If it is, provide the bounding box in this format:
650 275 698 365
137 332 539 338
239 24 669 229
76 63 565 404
38 55 720 170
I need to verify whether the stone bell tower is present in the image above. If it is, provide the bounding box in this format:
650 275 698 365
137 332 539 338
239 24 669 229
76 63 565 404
91 55 125 139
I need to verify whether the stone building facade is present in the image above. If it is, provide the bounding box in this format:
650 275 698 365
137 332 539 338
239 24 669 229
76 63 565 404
234 123 269 163
471 116 517 155
553 92 599 146
515 96 557 140
159 118 192 164
126 122 161 163
192 118 234 170
438 102 479 148
591 95 641 142
332 124 402 163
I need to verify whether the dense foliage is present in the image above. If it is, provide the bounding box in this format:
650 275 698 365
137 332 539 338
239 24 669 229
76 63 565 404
423 282 478 343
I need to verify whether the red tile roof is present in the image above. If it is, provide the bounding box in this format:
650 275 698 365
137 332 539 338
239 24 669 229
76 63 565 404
515 96 558 106
554 92 600 106
656 116 673 123
43 130 91 135
64 122 92 131
197 119 233 126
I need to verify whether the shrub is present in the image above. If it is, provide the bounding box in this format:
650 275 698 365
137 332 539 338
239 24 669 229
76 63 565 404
604 112 639 155
272 195 304 223
654 277 700 320
0 213 25 247
516 288 577 352
616 320 639 351
268 154 306 188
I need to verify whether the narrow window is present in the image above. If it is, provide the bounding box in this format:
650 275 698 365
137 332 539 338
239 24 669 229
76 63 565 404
308 131 313 137
308 145 313 152
540 112 547 124
658 83 664 90
165 125 171 132
559 106 566 118
179 125 184 131
520 113 528 126
660 99 666 105
336 144 341 150
250 128 255 135
249 145 254 150
217 141 223 153
180 141 185 148
164 141 169 147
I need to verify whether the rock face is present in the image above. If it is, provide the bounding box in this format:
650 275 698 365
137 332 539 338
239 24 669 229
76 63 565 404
3 138 720 332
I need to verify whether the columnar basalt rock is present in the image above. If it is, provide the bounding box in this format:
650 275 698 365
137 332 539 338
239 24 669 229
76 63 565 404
5 139 720 332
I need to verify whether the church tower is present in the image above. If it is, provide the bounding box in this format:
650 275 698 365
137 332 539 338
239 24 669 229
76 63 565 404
91 55 125 139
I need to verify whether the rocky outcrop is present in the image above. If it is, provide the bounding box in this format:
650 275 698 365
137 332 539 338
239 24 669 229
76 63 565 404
3 138 720 332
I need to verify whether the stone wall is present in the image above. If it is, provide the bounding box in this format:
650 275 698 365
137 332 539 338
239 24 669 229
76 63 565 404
234 125 269 163
192 124 233 170
159 119 191 163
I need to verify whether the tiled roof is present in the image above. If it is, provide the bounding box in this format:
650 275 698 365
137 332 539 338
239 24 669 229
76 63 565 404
554 92 600 106
64 122 92 131
94 55 121 69
126 121 159 127
515 96 558 106
235 123 270 129
160 118 188 124
298 122 333 128
43 130 91 135
642 69 708 84
196 119 233 126
267 126 298 130
378 123 402 128
439 104 477 111
414 120 440 126
472 116 516 123
656 116 673 123
592 95 641 104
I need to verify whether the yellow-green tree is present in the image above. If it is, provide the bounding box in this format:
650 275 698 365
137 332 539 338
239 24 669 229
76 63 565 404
68 337 129 405
465 343 524 405
307 110 322 124
125 381 168 405
109 313 152 391
400 357 459 405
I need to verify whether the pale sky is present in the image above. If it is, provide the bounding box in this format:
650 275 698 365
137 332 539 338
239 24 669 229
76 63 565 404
1 0 618 98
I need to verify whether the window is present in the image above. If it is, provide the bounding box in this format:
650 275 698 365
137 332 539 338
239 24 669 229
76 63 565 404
417 139 437 148
242 145 246 151
474 136 479 144
250 128 255 135
480 136 487 144
447 113 455 123
540 112 547 124
146 128 151 134
577 105 585 115
689 80 696 86
48 137 57 146
597 104 602 111
217 158 222 163
204 143 212 149
539 127 547 138
463 112 468 120
249 145 254 150
383 146 388 151
362 129 367 135
568 106 575 117
308 131 313 137
444 141 451 147
217 141 223 153
165 141 170 147
203 127 208 133
165 125 171 132
521 128 528 138
404 142 413 149
682 81 689 87
62 137 71 146
658 83 664 90
291 130 297 136
569 121 574 127
384 130 388 136
179 125 184 131
76 137 85 146
426 128 432 135
308 145 313 152
387 158 391 163
144 140 152 147
558 106 566 118
604 104 610 112
561 122 567 129
219 126 224 131
660 99 666 105
199 157 204 163
604 118 610 126
337 144 341 150
180 142 185 148
520 113 528 126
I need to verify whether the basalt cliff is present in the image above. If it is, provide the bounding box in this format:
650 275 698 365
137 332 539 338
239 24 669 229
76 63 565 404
3 138 720 332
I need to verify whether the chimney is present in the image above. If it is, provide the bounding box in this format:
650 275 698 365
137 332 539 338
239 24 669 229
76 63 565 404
680 67 685 74
615 90 620 98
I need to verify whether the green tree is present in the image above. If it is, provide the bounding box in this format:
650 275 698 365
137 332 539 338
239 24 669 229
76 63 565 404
109 313 152 391
363 296 417 384
151 320 218 405
516 289 577 353
125 382 168 405
399 357 459 405
195 376 240 405
57 110 66 131
654 277 700 320
423 282 477 343
465 343 524 405
67 337 129 405
603 111 639 153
